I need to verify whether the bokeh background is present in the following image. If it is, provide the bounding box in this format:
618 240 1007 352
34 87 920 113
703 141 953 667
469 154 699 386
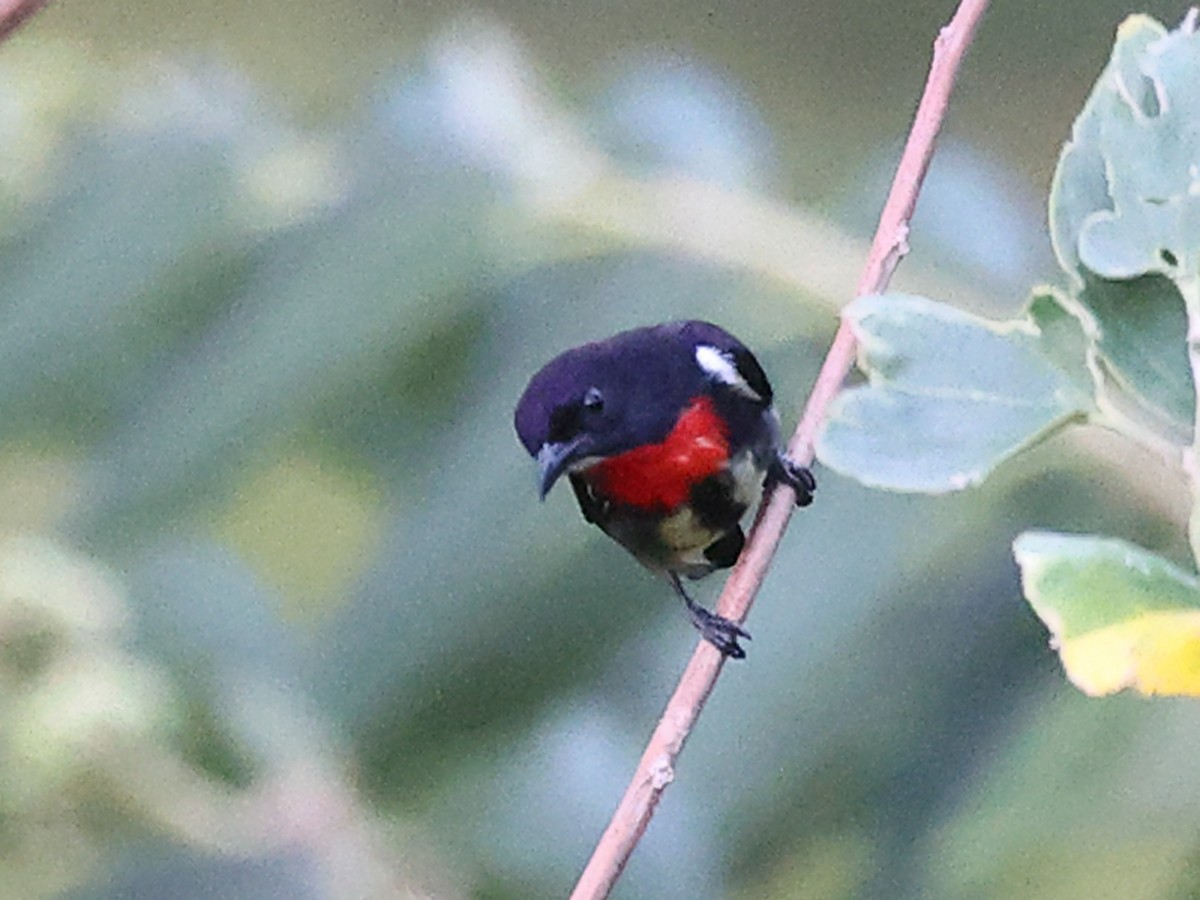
2 1 1198 897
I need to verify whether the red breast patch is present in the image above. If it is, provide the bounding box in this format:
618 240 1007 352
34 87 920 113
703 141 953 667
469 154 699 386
585 396 730 511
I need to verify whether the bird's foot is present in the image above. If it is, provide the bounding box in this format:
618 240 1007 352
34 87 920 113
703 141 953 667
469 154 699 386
685 601 751 659
768 454 816 507
669 573 751 659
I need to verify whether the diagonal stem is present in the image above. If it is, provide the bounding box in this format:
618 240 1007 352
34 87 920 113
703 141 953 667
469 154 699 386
0 0 52 42
569 1 992 897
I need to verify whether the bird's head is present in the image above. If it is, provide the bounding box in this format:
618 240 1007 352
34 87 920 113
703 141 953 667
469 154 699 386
514 346 633 499
514 321 773 500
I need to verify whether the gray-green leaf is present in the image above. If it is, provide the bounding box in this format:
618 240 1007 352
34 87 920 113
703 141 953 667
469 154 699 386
1048 13 1197 436
816 293 1093 493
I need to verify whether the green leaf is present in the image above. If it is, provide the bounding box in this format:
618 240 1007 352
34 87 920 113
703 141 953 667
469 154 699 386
1047 14 1198 434
816 293 1092 493
1014 531 1200 696
1050 15 1200 281
1047 17 1159 284
1026 288 1097 399
1081 18 1200 280
1077 271 1192 432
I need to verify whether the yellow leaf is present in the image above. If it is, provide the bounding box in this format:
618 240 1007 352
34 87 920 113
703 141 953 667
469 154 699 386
1058 611 1200 696
1015 531 1200 698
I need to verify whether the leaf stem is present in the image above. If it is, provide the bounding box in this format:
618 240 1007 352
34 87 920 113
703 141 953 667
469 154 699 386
1176 273 1200 563
1091 394 1187 467
568 1 992 897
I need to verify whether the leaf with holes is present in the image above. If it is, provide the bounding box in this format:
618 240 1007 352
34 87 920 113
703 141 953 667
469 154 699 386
1061 15 1200 280
815 293 1093 493
1049 14 1198 431
1015 531 1200 696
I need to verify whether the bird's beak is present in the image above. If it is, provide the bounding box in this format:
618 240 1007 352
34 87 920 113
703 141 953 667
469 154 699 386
536 436 589 499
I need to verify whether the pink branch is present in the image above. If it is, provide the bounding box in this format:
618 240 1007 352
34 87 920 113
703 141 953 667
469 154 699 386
0 0 51 43
569 1 992 897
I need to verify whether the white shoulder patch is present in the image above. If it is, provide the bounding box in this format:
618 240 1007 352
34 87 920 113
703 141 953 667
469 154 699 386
695 344 761 399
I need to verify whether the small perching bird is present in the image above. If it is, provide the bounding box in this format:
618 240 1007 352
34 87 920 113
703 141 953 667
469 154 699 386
514 321 815 658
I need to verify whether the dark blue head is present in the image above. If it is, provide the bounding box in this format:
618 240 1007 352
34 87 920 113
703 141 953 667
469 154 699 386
514 321 774 498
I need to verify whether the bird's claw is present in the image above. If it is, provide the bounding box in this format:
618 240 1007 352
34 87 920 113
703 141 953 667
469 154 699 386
769 454 816 507
687 603 751 660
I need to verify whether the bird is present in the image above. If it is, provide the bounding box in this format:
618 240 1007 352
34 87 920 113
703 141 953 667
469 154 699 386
513 320 815 659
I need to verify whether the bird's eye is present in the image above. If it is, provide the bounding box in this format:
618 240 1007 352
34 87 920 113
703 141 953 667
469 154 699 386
583 387 604 412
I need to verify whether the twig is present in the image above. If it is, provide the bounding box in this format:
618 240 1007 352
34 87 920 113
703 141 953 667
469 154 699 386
0 0 51 43
569 1 992 897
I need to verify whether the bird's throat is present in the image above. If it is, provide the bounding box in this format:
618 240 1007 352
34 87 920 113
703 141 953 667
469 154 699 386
584 396 730 511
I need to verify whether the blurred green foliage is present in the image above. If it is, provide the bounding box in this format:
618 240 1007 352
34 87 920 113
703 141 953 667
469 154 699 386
0 3 1197 899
